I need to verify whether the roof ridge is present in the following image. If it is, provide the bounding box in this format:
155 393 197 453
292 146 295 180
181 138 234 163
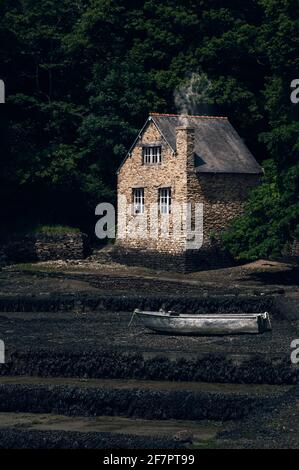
150 112 228 120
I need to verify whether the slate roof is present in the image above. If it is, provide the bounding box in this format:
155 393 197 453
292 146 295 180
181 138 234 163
118 113 262 174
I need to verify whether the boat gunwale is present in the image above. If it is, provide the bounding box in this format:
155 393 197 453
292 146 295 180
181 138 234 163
135 311 269 320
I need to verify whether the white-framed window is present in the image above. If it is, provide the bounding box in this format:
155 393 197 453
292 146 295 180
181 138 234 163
132 188 145 214
142 146 162 165
159 187 171 214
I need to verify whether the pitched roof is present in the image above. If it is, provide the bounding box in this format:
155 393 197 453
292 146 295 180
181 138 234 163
150 113 262 174
117 113 262 174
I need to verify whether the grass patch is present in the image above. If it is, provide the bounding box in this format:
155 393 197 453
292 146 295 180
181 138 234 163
33 225 80 234
8 263 65 273
189 438 226 449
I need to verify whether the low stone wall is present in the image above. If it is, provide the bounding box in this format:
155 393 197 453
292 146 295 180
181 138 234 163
0 382 276 421
282 239 299 264
0 293 276 314
1 348 297 385
0 428 181 449
290 240 299 259
3 232 89 262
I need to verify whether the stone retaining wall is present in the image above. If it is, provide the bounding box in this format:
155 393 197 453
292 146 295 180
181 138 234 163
0 293 276 314
0 382 276 421
290 239 299 259
282 239 299 263
0 428 181 449
3 232 89 262
1 349 297 385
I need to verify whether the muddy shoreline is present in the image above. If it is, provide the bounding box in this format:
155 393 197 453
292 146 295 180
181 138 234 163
0 261 298 448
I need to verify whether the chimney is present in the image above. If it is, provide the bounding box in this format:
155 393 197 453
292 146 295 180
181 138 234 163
175 124 195 171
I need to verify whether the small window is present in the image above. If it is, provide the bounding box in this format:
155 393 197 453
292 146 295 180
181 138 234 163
142 146 162 165
132 188 144 214
159 187 171 214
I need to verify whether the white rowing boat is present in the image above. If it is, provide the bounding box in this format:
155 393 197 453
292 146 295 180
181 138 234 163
133 309 271 335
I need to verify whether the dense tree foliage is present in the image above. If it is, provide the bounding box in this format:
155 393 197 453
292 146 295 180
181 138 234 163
0 0 298 256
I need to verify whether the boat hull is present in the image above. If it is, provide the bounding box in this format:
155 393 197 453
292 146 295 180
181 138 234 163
135 311 271 335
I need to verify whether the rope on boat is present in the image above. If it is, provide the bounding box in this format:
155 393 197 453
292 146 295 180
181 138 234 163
128 309 138 327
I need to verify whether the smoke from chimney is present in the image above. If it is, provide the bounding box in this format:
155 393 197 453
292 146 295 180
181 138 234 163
174 72 213 119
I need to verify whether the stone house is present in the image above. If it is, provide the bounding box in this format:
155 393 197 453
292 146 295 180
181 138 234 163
114 113 262 271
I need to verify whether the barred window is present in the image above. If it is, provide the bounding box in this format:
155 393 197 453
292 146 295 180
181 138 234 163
132 188 144 214
159 187 171 214
142 146 162 165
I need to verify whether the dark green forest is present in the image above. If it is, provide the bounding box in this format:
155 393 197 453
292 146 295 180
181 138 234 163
0 0 298 258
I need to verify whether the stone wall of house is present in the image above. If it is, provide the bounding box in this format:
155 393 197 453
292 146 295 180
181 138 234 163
116 120 189 254
111 244 234 272
110 247 187 271
3 232 89 263
187 172 261 246
116 119 260 271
